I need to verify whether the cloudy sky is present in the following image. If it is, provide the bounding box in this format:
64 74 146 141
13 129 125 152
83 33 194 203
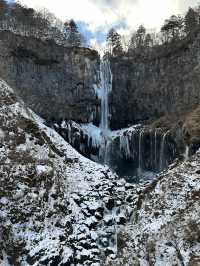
18 0 199 46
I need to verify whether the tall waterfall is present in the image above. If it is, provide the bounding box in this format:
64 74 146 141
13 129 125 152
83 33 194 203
98 57 113 164
99 58 112 132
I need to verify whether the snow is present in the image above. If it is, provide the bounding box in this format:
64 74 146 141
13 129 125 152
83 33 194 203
36 165 53 176
1 76 199 265
0 197 8 205
0 79 122 265
81 123 102 148
0 128 5 140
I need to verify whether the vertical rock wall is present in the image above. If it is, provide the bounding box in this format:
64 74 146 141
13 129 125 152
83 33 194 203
0 30 100 123
110 34 200 129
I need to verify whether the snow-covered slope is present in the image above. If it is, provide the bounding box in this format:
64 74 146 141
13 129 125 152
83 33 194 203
1 79 200 266
106 155 200 266
0 79 138 266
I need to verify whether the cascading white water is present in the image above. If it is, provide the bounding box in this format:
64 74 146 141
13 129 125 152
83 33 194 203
138 130 143 176
159 131 169 171
98 57 113 164
104 138 112 165
99 57 112 133
120 134 131 158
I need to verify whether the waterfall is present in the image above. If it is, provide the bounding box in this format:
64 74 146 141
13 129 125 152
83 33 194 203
159 131 169 171
98 57 113 165
138 130 143 176
120 134 131 158
150 130 154 169
104 138 112 165
99 57 112 133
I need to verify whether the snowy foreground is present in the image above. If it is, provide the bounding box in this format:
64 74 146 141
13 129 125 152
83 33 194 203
0 79 137 265
0 79 200 265
106 158 200 266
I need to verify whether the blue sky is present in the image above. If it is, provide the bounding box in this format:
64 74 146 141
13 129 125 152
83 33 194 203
14 0 200 47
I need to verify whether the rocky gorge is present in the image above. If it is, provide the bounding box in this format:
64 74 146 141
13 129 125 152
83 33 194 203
1 26 200 176
0 15 200 266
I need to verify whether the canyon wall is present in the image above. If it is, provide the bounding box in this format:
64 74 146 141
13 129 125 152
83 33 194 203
1 29 200 132
0 29 200 153
0 30 100 123
110 33 200 130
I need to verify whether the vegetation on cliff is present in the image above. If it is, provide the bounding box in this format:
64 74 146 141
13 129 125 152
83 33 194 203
0 0 85 47
106 5 200 58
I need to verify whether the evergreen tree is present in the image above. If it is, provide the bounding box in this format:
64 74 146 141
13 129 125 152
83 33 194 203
161 15 183 42
106 28 123 55
128 32 137 52
0 0 8 19
184 7 198 34
144 33 153 48
135 25 146 47
64 19 81 47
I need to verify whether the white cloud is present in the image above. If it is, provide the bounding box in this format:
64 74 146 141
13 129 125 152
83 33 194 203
19 0 199 38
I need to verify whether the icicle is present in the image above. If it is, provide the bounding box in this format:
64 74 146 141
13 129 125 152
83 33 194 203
154 129 157 171
67 123 71 144
184 145 189 161
104 138 112 165
138 130 143 176
150 130 154 170
120 134 130 158
159 131 170 171
126 135 131 158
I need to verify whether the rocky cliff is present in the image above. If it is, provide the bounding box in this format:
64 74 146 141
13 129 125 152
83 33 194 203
110 33 200 130
0 30 100 123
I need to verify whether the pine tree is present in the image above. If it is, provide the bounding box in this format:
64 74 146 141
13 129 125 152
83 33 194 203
145 33 153 48
161 15 183 42
106 28 123 56
184 7 198 34
135 25 146 47
64 19 81 47
0 0 8 20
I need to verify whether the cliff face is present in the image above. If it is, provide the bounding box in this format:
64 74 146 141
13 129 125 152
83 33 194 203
0 30 100 123
110 34 200 130
1 30 200 133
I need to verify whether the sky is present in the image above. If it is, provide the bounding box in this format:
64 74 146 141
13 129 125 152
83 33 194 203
17 0 199 47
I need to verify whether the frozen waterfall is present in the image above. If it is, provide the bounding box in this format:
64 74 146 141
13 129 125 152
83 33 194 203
98 57 113 164
56 54 178 180
138 130 143 176
159 131 169 171
184 145 190 161
99 57 112 132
